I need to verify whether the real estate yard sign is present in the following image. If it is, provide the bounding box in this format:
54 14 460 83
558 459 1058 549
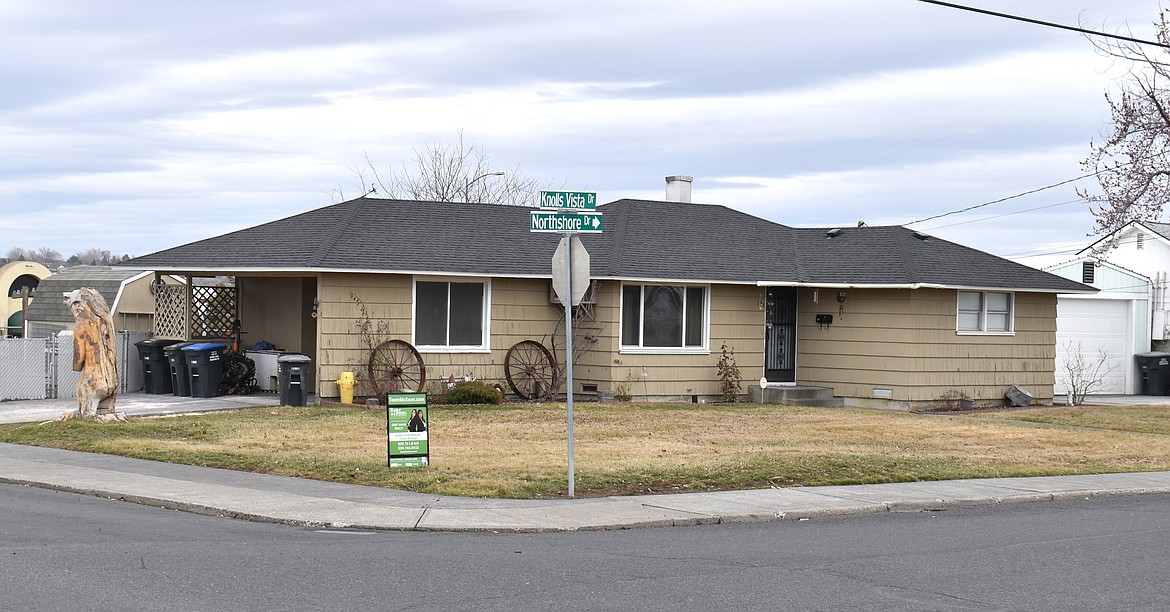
387 393 429 468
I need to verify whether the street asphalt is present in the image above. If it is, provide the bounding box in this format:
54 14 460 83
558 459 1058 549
1 392 1168 532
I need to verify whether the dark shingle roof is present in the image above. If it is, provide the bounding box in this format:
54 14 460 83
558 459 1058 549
125 198 564 276
24 266 147 324
121 196 1092 293
789 225 1089 291
591 199 796 282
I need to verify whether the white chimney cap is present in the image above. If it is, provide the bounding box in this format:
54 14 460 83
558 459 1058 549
665 175 693 203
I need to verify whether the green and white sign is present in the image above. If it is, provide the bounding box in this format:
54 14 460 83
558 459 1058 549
530 210 603 233
539 190 597 210
386 392 429 468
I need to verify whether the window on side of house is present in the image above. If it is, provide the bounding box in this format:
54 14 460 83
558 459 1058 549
414 279 489 351
956 290 1013 334
620 284 708 351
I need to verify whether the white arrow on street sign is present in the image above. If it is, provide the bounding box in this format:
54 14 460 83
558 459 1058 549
552 235 590 306
530 210 602 233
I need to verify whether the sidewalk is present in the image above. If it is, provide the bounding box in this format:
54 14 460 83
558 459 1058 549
0 391 283 424
1 393 1168 532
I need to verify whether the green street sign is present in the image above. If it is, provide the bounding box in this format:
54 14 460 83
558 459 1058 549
539 190 597 210
530 210 603 233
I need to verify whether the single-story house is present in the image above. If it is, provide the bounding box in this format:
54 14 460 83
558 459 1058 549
23 266 181 338
120 194 1092 409
1 260 51 337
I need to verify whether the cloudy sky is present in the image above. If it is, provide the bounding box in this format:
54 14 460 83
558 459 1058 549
0 1 1161 266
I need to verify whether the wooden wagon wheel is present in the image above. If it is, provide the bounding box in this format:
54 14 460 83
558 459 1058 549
505 340 559 400
368 339 426 395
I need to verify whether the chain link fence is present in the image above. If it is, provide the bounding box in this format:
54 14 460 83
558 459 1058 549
0 331 147 401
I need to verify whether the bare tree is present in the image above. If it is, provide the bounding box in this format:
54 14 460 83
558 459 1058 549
4 247 30 262
1059 340 1116 406
36 247 63 269
1080 10 1170 240
74 248 113 266
3 246 62 267
334 131 557 206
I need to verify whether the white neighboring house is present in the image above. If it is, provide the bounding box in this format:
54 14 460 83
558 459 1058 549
1045 258 1150 396
1079 221 1170 343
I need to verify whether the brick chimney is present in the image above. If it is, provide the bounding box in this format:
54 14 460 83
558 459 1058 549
665 175 692 203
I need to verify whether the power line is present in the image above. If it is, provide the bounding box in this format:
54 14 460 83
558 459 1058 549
921 198 1084 230
1004 232 1154 259
903 171 1098 226
915 0 1169 50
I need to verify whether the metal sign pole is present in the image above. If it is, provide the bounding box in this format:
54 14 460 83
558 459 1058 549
564 233 575 498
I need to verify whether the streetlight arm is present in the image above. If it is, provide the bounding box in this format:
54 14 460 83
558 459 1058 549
464 171 505 202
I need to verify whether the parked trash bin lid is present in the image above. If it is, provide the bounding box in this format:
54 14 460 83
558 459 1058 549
182 343 227 352
278 354 312 363
136 338 178 348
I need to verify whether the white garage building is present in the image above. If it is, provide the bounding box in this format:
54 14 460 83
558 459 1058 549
1046 259 1150 396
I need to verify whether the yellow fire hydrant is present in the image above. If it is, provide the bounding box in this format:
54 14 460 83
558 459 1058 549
336 371 355 404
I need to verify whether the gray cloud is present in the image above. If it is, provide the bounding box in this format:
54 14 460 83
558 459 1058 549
0 0 1158 262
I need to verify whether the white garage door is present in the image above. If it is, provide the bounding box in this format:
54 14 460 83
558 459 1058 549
1055 298 1131 396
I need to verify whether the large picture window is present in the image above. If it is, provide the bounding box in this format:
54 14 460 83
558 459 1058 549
621 284 707 350
957 291 1013 334
415 279 489 350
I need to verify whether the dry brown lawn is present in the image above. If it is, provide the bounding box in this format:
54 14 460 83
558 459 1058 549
1 402 1167 498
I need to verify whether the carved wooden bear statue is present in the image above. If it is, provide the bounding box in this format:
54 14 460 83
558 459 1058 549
65 288 123 421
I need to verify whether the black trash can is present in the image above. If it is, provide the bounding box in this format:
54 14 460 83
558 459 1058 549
136 338 178 394
1135 352 1170 396
183 343 227 399
164 342 195 397
278 354 312 406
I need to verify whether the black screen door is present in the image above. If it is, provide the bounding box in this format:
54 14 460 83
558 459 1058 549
764 287 797 383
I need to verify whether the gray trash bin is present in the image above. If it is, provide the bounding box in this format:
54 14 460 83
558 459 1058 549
278 354 312 406
1135 352 1170 395
136 338 178 394
164 342 195 397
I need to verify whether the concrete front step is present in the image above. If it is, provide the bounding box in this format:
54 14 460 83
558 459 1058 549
747 385 842 407
781 397 846 408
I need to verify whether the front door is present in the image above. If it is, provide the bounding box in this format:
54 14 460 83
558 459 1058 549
764 287 797 383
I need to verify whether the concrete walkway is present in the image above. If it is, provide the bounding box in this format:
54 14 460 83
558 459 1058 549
1 393 1168 532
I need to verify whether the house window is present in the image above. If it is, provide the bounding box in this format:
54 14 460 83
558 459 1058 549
957 291 1013 334
414 279 489 351
620 284 707 350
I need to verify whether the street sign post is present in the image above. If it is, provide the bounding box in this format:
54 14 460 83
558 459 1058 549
530 191 604 498
552 235 590 306
530 210 602 233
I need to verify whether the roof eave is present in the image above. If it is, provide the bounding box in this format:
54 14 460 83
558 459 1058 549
755 280 1096 294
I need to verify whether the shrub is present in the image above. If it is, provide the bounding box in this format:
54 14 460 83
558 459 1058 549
716 343 742 402
445 380 503 405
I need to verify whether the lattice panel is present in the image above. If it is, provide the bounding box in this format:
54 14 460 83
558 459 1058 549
191 285 237 339
154 285 187 339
